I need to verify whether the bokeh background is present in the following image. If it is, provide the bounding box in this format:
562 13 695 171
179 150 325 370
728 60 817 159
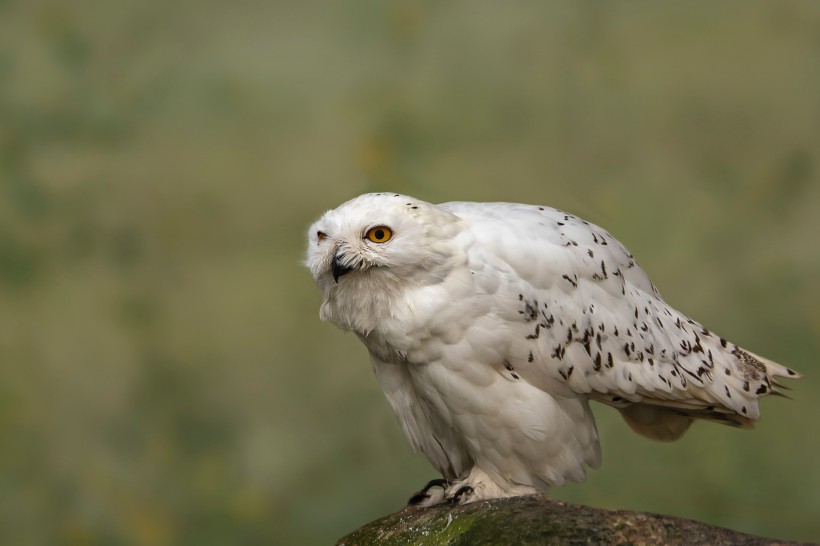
1 1 819 544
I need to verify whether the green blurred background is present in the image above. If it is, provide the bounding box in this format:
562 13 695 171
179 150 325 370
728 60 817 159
1 0 819 544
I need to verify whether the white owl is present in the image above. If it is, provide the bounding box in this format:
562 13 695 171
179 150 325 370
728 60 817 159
306 193 798 506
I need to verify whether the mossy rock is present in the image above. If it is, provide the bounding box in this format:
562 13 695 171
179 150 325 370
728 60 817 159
337 495 810 546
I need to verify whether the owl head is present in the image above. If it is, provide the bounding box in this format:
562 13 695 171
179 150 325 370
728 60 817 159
306 193 463 331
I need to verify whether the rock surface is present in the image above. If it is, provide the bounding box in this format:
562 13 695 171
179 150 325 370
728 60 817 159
337 495 811 546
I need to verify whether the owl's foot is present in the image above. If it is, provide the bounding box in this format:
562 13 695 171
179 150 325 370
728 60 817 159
407 478 449 506
406 480 475 507
448 485 474 504
407 467 540 508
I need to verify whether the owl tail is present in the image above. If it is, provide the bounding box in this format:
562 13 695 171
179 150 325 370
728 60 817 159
618 403 757 442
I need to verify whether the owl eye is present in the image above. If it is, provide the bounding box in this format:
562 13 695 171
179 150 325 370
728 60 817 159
365 226 393 243
317 231 328 242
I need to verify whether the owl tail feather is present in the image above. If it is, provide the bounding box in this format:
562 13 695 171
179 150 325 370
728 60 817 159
618 404 694 442
618 403 756 442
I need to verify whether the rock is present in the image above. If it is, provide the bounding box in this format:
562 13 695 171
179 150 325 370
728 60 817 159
336 495 810 546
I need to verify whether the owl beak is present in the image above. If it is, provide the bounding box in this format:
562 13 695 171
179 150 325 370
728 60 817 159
331 252 353 283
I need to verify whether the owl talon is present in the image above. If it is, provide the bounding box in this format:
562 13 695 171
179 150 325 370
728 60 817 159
408 478 449 505
449 485 474 504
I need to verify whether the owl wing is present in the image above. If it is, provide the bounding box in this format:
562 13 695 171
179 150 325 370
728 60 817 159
443 202 798 439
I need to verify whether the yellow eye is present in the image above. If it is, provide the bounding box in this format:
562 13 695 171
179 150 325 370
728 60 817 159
365 226 392 243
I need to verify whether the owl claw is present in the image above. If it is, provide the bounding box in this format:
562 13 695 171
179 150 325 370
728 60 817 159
407 478 449 505
449 485 474 504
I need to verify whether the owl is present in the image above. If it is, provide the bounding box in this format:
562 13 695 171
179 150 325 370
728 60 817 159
306 193 798 506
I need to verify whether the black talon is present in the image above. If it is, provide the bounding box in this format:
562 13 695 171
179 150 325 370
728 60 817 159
408 478 449 505
449 485 474 504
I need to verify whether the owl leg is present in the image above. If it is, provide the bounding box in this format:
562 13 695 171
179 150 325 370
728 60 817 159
407 478 449 506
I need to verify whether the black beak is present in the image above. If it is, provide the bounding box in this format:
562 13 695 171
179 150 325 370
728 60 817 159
331 252 353 283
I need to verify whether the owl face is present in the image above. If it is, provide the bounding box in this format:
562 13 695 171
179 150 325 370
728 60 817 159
306 193 462 295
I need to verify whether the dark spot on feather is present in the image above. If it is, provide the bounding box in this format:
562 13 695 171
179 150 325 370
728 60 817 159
607 353 614 368
522 302 538 322
756 384 768 395
528 352 534 362
593 353 602 370
725 385 731 398
562 274 578 288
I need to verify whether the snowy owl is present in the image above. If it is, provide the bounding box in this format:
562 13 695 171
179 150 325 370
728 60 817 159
305 193 798 506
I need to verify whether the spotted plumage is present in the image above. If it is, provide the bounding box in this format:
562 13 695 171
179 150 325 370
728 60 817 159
306 193 799 506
